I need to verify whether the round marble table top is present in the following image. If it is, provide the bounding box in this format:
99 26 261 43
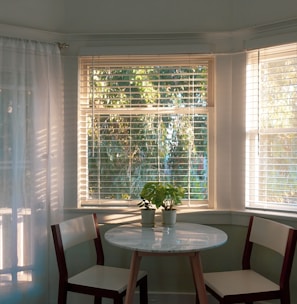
105 222 228 253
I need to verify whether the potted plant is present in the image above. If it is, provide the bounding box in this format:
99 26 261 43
137 198 156 227
139 182 185 226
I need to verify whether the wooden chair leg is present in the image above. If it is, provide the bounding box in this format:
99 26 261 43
94 296 102 304
114 295 123 304
139 276 148 304
281 292 290 304
58 282 67 304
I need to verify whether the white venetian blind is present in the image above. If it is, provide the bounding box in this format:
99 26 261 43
79 55 213 207
246 43 297 211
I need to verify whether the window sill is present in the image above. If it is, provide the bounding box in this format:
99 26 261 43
64 207 297 226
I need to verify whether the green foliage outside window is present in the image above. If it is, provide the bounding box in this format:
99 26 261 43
83 64 209 204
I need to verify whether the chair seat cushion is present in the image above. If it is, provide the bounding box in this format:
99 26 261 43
68 265 147 293
204 269 280 297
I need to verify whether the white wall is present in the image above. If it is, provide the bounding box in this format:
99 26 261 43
61 0 233 34
231 0 297 29
0 0 63 31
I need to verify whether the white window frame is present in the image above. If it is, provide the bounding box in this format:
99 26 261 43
78 54 215 208
246 43 297 212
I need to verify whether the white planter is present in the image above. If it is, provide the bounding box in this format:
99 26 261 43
141 209 156 227
162 209 177 227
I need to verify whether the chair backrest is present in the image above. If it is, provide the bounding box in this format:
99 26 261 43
59 214 98 250
51 213 104 279
250 216 292 256
242 216 297 288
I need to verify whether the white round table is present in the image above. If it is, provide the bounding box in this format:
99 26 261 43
105 222 228 304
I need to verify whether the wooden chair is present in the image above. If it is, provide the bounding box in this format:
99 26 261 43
51 213 148 304
201 216 297 304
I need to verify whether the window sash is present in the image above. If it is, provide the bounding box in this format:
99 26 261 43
79 55 214 207
246 43 297 211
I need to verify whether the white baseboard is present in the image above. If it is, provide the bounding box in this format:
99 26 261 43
129 291 274 304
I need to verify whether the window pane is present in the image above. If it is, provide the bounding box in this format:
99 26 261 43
87 113 208 201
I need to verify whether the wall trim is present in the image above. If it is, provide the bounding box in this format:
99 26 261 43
1 17 297 55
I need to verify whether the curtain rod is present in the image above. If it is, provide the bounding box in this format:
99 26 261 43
57 42 69 50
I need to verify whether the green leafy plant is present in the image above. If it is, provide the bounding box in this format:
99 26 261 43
139 182 185 210
137 198 156 210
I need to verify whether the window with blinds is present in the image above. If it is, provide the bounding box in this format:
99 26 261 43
79 55 214 207
246 43 297 211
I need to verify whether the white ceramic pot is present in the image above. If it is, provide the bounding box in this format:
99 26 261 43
141 209 156 227
162 209 177 227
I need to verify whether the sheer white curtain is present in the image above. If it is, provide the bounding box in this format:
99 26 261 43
0 37 64 303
